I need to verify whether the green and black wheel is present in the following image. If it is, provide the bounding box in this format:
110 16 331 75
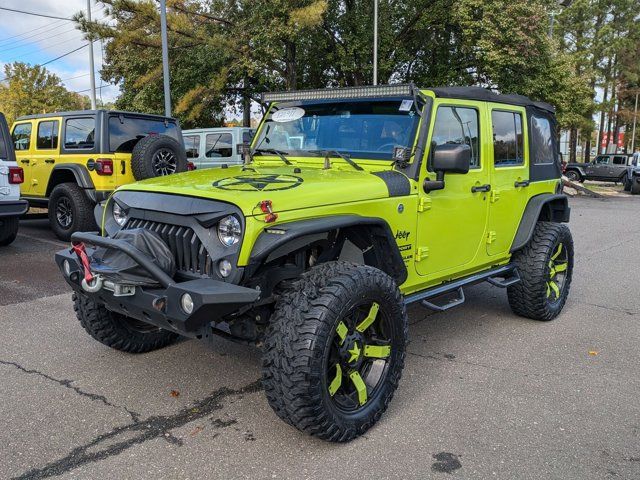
508 222 574 321
262 261 408 442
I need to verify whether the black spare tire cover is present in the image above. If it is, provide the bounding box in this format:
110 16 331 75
90 228 175 286
131 134 188 180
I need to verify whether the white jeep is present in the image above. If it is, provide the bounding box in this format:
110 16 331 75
0 112 28 246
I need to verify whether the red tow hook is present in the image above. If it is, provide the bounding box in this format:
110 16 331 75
71 242 94 283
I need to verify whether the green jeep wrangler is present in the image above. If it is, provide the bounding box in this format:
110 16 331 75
56 85 573 442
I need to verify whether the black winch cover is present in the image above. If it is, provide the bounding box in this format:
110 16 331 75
90 228 175 286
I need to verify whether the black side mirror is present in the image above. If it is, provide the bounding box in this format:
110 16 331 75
424 144 471 193
433 144 471 174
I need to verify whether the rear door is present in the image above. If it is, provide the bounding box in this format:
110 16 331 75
11 122 34 195
486 104 530 256
30 118 61 196
611 155 628 180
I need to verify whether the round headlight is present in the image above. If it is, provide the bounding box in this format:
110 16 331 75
113 202 128 227
217 215 241 246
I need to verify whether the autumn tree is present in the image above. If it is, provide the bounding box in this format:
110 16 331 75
0 62 90 125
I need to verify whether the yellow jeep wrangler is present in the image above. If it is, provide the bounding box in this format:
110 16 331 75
11 110 186 240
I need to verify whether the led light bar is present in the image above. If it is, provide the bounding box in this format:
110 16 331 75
262 84 416 103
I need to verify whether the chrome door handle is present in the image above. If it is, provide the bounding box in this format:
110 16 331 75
471 184 491 193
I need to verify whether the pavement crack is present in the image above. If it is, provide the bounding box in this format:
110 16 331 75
0 360 140 422
13 380 263 480
582 302 638 316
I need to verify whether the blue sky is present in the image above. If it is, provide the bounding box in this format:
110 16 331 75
0 0 119 102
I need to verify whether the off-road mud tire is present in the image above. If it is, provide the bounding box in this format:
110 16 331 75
73 292 179 353
631 180 640 195
48 182 96 241
508 222 573 321
564 170 581 182
262 261 408 442
0 216 19 246
131 135 187 181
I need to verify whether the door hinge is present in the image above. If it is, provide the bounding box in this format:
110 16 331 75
418 197 432 212
490 190 500 203
415 247 429 262
486 231 497 244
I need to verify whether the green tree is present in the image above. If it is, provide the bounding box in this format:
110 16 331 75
0 62 90 125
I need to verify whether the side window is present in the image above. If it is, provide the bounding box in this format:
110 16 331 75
183 135 200 159
492 110 524 167
12 123 32 151
530 115 554 165
36 120 59 150
205 133 232 158
430 106 480 168
594 155 609 165
65 117 95 150
612 156 626 166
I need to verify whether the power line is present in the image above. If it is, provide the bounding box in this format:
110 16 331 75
0 19 67 44
74 84 110 94
0 44 90 82
0 27 80 54
0 7 72 21
0 35 85 58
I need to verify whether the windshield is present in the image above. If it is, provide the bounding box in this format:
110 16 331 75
108 115 180 153
254 100 420 160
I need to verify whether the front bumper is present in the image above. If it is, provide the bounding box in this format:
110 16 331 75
0 199 28 217
55 232 261 337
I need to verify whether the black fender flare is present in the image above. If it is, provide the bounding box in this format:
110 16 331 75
47 164 95 193
564 166 585 178
510 194 570 252
247 215 408 284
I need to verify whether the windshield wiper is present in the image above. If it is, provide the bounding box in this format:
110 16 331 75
253 148 292 165
308 150 363 171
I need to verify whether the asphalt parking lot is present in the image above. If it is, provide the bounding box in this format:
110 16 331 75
1 196 639 479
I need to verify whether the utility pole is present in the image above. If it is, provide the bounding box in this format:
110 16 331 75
632 91 639 152
159 0 171 117
373 0 378 85
87 0 97 109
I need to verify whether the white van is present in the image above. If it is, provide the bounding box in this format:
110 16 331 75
0 112 28 246
182 127 255 169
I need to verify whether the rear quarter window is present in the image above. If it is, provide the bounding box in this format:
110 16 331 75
0 122 6 160
65 117 95 150
530 115 554 165
109 116 179 153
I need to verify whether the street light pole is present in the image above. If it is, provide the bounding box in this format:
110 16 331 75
159 0 171 117
373 0 378 85
86 0 97 109
631 91 639 152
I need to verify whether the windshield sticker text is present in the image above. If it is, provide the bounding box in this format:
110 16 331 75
271 107 306 123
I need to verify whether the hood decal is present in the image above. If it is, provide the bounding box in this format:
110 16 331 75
212 174 303 192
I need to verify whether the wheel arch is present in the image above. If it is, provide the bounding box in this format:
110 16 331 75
246 215 408 285
564 167 584 180
46 164 94 196
510 194 570 253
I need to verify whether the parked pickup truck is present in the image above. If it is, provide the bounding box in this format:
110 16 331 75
564 154 631 183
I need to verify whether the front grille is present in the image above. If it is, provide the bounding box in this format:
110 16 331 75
125 218 214 276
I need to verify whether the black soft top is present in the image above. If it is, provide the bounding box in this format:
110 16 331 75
16 110 176 122
428 87 555 114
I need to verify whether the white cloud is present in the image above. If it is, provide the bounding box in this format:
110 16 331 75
0 1 119 101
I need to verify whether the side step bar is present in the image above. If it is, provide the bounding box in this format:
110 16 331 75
404 264 520 311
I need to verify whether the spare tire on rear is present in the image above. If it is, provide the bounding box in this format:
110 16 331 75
131 134 187 180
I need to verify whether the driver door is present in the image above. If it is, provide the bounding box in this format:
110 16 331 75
415 101 490 278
